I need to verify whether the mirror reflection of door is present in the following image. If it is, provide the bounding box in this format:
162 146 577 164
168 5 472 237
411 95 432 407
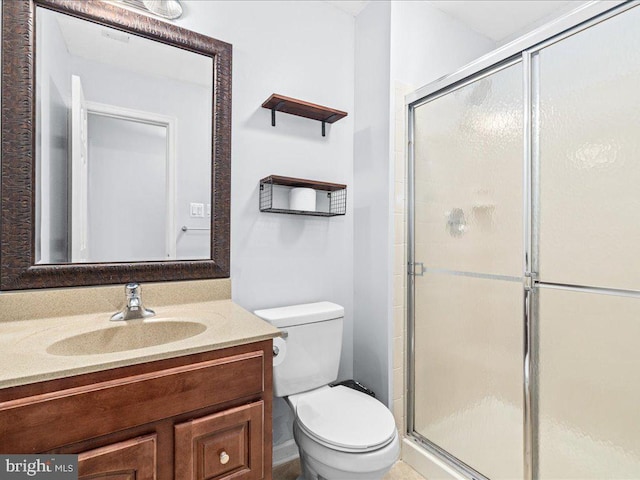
86 114 175 262
69 81 177 263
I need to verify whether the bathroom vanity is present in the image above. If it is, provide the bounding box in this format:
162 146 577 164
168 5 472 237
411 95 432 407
0 342 271 479
0 292 279 480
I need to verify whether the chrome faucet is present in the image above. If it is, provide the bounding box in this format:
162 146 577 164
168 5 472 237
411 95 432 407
110 283 156 321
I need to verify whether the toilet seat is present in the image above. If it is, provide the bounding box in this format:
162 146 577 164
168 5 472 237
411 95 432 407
290 385 396 453
293 421 400 478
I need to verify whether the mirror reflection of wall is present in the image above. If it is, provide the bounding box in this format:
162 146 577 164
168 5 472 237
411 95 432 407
35 6 213 265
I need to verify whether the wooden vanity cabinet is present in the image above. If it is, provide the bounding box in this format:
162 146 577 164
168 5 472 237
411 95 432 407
0 341 273 480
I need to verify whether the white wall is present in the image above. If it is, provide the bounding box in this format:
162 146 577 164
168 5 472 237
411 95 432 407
390 1 496 87
353 0 393 407
176 0 355 451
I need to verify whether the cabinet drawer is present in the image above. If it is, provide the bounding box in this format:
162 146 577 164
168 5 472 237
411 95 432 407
175 401 264 480
78 434 157 480
0 350 264 453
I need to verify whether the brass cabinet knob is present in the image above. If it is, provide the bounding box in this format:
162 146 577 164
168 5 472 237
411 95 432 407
220 451 230 465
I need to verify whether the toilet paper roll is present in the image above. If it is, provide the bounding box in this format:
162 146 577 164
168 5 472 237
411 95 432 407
289 187 316 212
272 336 287 367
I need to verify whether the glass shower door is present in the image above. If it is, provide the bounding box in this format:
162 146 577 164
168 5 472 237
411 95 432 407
535 6 640 479
411 61 524 479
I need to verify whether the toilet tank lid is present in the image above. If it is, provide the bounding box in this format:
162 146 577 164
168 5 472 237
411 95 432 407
254 301 344 328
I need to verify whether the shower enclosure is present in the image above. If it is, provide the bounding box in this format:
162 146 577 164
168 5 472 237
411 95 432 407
406 3 640 479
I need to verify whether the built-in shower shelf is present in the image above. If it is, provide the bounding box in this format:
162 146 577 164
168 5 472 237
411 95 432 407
261 94 348 136
259 175 347 217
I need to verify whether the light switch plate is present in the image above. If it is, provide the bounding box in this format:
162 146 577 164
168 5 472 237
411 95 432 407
190 203 205 217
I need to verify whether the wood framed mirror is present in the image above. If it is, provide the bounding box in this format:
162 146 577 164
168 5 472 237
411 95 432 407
1 0 231 290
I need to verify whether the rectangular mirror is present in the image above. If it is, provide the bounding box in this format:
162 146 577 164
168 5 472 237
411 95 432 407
1 0 231 289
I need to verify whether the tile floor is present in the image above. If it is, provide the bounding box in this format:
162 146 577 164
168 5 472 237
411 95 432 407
273 459 425 480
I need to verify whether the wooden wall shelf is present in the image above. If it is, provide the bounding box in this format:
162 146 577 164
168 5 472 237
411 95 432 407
261 94 348 136
261 175 346 192
259 175 347 217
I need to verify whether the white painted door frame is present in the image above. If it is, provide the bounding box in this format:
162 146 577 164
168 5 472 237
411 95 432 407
70 75 88 262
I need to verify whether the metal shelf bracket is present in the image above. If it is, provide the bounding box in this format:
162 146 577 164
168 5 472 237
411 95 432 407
271 101 286 127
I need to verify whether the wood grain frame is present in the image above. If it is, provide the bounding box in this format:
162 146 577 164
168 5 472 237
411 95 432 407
1 0 231 290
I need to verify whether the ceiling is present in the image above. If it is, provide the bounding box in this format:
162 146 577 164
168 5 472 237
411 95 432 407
428 0 584 44
326 0 587 44
326 0 370 17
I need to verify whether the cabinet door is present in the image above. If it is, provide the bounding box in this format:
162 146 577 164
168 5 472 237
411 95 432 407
78 434 157 480
175 401 264 480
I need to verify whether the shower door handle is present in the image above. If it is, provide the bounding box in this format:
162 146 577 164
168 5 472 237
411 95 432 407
409 262 425 276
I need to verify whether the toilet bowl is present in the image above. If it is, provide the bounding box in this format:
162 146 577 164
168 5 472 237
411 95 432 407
289 385 400 479
254 302 400 480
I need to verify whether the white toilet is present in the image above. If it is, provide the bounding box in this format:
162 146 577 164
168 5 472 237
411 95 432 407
254 302 400 480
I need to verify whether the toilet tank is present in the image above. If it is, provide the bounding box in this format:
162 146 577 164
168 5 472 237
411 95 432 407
254 302 344 397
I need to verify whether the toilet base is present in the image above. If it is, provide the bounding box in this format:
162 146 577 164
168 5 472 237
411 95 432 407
293 421 400 480
298 452 392 480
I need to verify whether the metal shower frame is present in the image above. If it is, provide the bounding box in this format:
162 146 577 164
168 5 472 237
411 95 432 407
405 2 638 479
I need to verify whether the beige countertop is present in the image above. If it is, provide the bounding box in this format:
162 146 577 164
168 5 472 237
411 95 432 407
0 299 280 389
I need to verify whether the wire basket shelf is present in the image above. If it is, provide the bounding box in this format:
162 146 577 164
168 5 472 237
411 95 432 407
259 175 347 217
